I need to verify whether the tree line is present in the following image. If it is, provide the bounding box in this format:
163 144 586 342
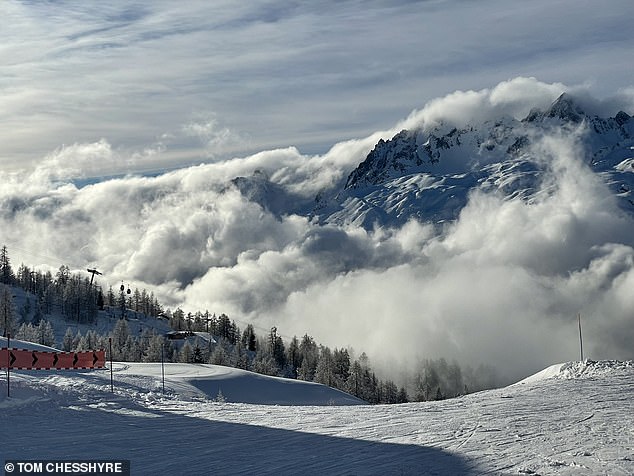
1 245 162 329
1 245 499 403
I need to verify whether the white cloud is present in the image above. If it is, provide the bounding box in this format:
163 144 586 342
1 78 634 384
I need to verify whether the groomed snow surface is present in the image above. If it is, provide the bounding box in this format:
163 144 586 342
1 359 633 475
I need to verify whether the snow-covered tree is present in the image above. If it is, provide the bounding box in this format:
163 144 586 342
143 335 165 362
179 340 193 363
314 346 335 387
37 320 56 347
62 327 75 351
298 334 318 381
15 323 38 342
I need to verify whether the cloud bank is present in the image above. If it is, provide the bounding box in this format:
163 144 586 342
2 78 634 383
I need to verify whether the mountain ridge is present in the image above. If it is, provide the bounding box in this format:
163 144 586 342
307 94 634 228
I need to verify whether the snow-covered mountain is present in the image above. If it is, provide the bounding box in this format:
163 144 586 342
304 93 634 228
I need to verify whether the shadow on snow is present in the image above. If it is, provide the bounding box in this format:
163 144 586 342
2 394 485 475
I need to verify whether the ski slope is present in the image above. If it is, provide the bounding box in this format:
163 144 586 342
1 360 632 475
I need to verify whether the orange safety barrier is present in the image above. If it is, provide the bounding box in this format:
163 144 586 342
0 348 106 370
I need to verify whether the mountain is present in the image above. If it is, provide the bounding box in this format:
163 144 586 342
307 94 634 228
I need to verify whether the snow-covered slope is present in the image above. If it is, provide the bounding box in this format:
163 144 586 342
2 360 632 475
1 361 363 407
0 336 59 352
309 94 634 228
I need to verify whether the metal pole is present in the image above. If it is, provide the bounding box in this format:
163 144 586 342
578 313 584 362
109 337 114 393
161 343 165 395
6 332 10 398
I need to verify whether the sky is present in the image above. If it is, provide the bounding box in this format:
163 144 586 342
2 1 634 383
2 0 634 175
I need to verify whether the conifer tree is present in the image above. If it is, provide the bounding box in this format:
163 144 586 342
242 324 257 352
314 346 335 387
37 320 56 347
0 246 15 285
0 284 16 337
62 327 75 351
143 335 165 362
179 341 193 363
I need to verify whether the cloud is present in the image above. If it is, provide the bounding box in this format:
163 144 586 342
1 78 634 385
258 132 634 382
399 77 567 130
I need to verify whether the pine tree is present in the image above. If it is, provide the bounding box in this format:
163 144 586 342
37 320 56 347
62 327 75 351
346 360 364 399
285 336 301 378
231 340 249 370
0 285 16 337
192 343 204 363
111 318 131 360
143 335 165 362
253 346 278 376
0 246 15 285
15 323 38 342
314 346 335 387
242 324 257 352
210 344 229 365
179 341 193 363
333 348 351 389
397 386 409 403
298 334 318 381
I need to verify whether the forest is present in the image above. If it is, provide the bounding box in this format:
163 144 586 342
0 245 498 403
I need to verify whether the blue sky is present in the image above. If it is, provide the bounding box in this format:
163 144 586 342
2 0 634 175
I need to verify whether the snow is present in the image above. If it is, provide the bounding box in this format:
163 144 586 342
0 336 59 353
1 360 632 475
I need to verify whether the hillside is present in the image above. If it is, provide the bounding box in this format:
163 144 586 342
1 360 632 475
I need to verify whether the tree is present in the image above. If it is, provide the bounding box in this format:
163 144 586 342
192 341 205 363
143 335 165 363
231 340 249 370
37 320 56 347
333 348 351 389
415 359 441 401
269 328 286 370
346 360 364 399
314 346 335 387
253 346 278 376
285 336 301 378
242 324 257 352
62 327 75 351
298 334 318 381
111 319 131 360
0 246 15 285
210 344 230 366
0 285 16 337
15 323 38 342
179 341 193 363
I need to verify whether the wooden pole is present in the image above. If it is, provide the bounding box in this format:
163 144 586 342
578 313 584 362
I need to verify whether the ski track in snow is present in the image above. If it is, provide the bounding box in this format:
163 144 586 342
1 361 633 475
